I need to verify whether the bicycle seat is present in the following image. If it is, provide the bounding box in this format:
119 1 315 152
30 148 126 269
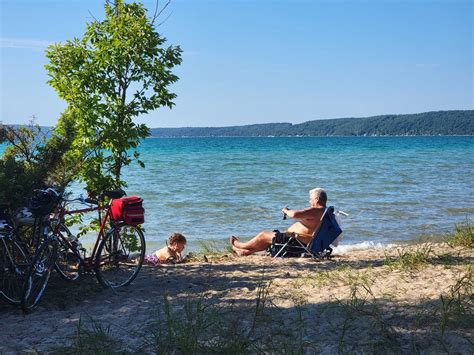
104 189 126 199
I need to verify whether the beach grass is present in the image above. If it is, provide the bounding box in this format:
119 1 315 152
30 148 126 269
52 316 124 354
52 258 472 354
185 240 233 263
446 219 474 248
438 267 473 337
7 227 474 354
196 240 224 254
383 243 433 270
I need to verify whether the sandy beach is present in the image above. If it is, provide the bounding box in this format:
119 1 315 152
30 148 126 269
1 242 472 354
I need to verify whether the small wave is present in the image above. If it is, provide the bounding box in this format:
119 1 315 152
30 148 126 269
333 241 398 253
446 208 474 216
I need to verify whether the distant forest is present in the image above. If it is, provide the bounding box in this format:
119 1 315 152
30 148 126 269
151 110 474 137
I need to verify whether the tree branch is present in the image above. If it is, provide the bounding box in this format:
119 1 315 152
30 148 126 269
87 9 98 22
151 0 172 26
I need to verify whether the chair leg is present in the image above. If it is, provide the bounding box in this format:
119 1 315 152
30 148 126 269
273 240 291 258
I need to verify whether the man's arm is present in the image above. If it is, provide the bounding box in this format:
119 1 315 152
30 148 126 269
282 207 317 219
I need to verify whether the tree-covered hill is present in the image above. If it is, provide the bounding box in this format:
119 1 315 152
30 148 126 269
150 110 474 137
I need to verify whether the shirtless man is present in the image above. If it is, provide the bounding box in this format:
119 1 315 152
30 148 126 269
230 188 327 256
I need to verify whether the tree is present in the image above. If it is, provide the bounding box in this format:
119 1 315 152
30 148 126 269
45 0 182 194
0 114 76 209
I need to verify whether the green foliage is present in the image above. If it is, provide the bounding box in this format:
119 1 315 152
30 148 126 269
0 116 76 209
384 244 433 270
45 0 182 193
151 110 474 137
144 292 265 354
438 267 473 337
120 226 141 252
446 219 474 248
64 316 122 354
197 240 227 254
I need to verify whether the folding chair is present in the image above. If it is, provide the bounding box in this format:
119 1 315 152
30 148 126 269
270 206 343 258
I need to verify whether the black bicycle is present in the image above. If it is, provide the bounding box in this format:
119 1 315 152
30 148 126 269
0 205 30 306
20 188 60 312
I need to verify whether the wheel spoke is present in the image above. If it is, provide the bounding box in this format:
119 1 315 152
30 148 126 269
54 229 82 282
0 236 29 305
95 225 145 289
21 241 56 312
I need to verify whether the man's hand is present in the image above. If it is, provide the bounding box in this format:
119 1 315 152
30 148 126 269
282 207 290 219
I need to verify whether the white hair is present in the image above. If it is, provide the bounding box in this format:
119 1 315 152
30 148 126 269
309 188 327 206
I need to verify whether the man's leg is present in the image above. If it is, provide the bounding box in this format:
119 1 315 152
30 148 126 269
230 231 275 252
231 245 254 256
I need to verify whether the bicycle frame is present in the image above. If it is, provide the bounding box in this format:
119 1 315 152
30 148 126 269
52 199 116 272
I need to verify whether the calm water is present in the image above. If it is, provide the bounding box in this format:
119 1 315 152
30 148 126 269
122 136 474 250
2 136 474 251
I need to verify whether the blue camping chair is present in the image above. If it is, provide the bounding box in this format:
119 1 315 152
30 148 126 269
271 206 343 258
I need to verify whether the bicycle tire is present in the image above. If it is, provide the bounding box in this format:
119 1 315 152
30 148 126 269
94 225 145 289
21 239 57 312
0 235 30 305
54 225 82 282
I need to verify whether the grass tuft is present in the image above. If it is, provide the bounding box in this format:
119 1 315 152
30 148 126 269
142 292 265 354
438 267 473 337
52 316 123 354
334 273 399 353
184 240 233 263
446 219 474 248
197 240 224 254
384 244 433 270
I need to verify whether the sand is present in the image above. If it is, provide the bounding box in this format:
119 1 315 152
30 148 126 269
0 242 472 354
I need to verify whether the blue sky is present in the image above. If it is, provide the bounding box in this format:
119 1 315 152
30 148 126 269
1 0 472 128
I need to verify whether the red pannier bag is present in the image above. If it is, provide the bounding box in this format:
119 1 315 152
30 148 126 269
110 196 145 226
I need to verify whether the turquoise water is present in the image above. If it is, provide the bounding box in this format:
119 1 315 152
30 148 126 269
122 136 474 250
2 136 474 251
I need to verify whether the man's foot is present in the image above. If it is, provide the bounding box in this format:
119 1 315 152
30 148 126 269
229 235 238 246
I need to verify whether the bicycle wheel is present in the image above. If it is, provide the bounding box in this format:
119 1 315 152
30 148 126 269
94 225 145 289
0 235 29 305
21 240 57 312
54 225 82 282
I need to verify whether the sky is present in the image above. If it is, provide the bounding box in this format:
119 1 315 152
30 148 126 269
0 0 472 128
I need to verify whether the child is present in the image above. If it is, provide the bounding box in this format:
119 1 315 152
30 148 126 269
145 233 187 265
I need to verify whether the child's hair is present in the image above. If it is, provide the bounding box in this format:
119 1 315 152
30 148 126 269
169 233 187 245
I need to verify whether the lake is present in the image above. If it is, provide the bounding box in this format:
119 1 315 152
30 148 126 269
2 136 474 252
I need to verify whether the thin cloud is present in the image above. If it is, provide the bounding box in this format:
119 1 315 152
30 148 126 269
0 37 53 51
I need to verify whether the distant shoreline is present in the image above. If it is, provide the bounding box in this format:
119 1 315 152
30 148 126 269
150 110 473 137
3 110 473 137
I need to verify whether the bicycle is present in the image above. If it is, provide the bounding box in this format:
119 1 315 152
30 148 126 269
0 205 30 305
21 188 146 312
20 188 61 312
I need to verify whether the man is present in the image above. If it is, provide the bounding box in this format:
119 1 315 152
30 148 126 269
230 188 327 256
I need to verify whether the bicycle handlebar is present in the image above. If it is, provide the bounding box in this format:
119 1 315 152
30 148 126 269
34 187 61 198
56 193 99 206
84 198 99 205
